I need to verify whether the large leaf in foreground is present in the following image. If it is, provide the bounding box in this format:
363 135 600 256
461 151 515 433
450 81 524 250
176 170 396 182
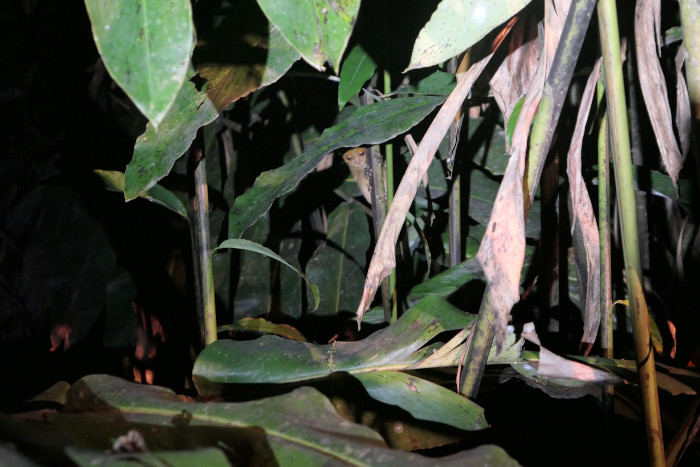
84 0 193 128
124 73 219 200
57 375 517 465
228 95 446 238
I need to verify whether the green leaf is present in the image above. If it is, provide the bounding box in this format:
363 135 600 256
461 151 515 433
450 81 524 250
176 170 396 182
84 0 193 129
338 44 377 110
193 0 301 110
192 296 473 387
406 0 533 71
60 375 518 465
66 447 232 467
218 317 307 341
409 257 484 300
228 95 446 238
352 371 487 431
94 169 187 219
256 0 361 72
506 95 526 147
215 238 320 311
124 73 219 200
305 202 370 315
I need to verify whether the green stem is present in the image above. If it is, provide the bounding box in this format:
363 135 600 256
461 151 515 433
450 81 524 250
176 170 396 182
597 80 614 412
598 1 664 464
188 130 217 347
383 69 398 322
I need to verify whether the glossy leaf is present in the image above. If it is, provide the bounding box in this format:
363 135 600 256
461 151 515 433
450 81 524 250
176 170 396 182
84 0 193 128
218 317 307 342
406 0 532 71
192 296 472 387
305 202 370 315
352 371 487 431
94 169 187 219
124 73 219 200
194 0 301 111
228 95 446 238
338 44 377 110
215 238 320 311
409 257 484 300
66 447 231 467
256 0 361 72
60 375 517 465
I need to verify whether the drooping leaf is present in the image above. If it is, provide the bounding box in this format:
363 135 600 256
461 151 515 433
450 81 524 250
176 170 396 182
305 202 370 315
256 0 361 72
352 371 487 431
406 0 533 71
193 296 472 387
94 169 187 219
58 375 518 465
218 317 307 341
193 0 301 111
124 73 219 200
409 257 484 300
84 0 193 129
215 238 320 311
228 95 446 238
338 44 377 110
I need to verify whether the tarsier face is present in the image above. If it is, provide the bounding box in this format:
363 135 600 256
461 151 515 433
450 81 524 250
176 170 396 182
342 147 367 168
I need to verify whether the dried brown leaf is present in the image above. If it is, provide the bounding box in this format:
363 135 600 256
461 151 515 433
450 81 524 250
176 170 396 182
635 0 683 189
566 59 602 344
355 19 517 326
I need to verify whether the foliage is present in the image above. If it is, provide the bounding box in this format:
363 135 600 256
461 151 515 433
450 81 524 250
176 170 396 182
2 0 700 465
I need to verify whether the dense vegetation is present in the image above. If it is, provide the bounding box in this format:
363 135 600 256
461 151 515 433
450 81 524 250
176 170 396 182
1 0 699 465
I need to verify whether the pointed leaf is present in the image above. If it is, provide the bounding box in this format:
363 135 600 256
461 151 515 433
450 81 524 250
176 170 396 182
84 0 193 128
406 0 532 71
352 371 487 431
228 95 446 238
338 44 377 110
256 0 361 71
124 73 219 200
94 169 187 219
215 239 320 311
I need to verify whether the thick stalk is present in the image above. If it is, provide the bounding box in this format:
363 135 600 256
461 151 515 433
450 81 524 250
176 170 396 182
597 1 664 464
188 130 217 347
680 0 700 210
383 69 398 322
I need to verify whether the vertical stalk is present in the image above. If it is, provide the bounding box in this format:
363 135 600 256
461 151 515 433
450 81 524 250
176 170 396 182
188 130 217 347
383 69 398 322
679 0 700 210
447 56 466 267
597 0 664 464
597 79 614 412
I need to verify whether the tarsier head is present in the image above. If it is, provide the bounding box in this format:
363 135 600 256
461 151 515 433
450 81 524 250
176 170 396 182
342 147 367 168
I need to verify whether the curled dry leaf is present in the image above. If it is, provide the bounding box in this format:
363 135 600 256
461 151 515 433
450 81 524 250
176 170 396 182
355 19 517 327
675 45 691 158
635 0 683 190
566 59 602 345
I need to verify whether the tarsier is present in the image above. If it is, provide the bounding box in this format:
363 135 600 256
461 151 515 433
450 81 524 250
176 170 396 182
341 147 385 204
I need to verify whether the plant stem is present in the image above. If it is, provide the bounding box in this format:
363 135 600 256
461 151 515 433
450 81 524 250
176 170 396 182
383 69 398 322
597 0 664 464
597 80 614 412
188 129 217 347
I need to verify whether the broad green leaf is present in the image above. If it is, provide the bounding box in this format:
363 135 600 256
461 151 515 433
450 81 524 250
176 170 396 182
84 0 193 128
305 202 370 315
353 371 487 431
256 0 361 72
406 0 532 71
124 73 219 200
409 257 484 300
228 95 446 238
338 44 377 110
94 169 187 219
215 238 320 311
193 0 301 111
59 375 517 465
193 296 472 387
